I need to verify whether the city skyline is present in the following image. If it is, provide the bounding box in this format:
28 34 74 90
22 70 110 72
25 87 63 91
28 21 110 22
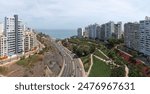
0 0 150 29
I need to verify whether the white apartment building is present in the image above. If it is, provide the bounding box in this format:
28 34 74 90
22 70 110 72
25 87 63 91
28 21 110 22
0 23 4 35
79 21 122 41
105 21 115 40
88 24 99 39
77 28 83 38
0 35 7 57
4 15 24 56
124 17 150 56
24 30 36 52
83 28 89 38
114 22 122 39
85 24 100 39
139 17 150 56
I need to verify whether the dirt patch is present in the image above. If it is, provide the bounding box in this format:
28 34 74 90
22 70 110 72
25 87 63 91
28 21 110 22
0 59 45 77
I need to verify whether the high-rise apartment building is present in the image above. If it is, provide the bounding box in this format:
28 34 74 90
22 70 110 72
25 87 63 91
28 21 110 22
88 24 99 39
0 35 7 57
139 17 150 55
84 23 100 39
96 25 101 39
114 22 122 39
100 24 106 41
0 14 38 60
78 21 122 41
83 27 89 38
124 17 150 56
124 22 140 51
105 21 115 40
4 15 24 56
0 23 3 35
77 28 83 38
24 29 37 52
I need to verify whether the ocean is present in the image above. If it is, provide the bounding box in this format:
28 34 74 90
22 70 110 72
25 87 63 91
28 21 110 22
37 29 77 39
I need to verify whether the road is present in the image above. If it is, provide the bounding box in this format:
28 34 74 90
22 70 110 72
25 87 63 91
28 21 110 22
53 41 85 77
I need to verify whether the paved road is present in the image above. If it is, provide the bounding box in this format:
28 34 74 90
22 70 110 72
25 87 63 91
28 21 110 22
54 41 84 77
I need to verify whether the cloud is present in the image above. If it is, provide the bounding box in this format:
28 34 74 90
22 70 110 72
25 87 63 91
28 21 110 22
0 0 149 29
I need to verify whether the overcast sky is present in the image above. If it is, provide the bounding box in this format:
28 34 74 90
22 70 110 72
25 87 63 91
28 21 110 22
0 0 149 29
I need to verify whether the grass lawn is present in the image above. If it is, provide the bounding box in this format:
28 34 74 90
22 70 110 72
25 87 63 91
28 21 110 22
89 56 111 77
94 49 108 60
80 55 91 72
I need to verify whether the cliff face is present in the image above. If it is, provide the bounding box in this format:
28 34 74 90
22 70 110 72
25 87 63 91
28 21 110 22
37 33 63 77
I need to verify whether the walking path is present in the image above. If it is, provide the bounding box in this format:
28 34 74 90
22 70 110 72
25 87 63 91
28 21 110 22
125 65 129 77
97 49 109 59
93 48 129 77
0 58 20 67
78 58 86 77
93 55 118 67
94 55 109 64
86 54 93 77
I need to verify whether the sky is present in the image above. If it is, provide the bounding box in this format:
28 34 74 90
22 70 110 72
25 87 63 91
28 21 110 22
0 0 150 29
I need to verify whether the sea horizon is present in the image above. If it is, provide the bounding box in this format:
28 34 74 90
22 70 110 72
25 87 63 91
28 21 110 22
37 29 77 39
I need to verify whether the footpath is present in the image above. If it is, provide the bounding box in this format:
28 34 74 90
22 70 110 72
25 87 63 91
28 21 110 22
86 49 129 77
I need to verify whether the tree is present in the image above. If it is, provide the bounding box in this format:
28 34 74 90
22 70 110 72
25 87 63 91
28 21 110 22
108 38 116 47
72 45 77 53
107 38 124 48
128 64 142 77
107 50 116 59
75 45 91 57
111 66 125 77
89 45 95 53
